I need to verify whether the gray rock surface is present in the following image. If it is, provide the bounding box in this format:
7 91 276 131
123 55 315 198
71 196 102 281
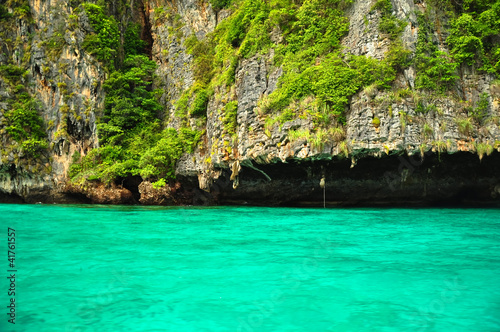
0 0 498 205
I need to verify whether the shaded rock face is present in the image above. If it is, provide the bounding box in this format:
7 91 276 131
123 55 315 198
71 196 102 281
0 168 52 203
0 0 499 206
66 182 134 204
343 0 418 59
138 180 182 205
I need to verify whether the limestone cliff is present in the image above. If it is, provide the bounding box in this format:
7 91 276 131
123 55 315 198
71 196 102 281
0 0 499 206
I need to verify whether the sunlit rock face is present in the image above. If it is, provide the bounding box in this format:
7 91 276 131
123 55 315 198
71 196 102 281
0 0 499 205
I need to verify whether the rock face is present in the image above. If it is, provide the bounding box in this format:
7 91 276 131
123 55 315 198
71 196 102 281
0 0 104 202
0 0 499 206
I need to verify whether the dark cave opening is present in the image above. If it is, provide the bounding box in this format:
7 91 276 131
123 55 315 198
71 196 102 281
119 175 143 202
0 191 24 204
213 152 500 207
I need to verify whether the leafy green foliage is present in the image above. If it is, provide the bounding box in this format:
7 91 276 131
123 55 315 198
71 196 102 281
174 89 190 119
152 178 167 189
4 0 31 20
447 1 500 72
462 0 498 14
71 124 201 185
179 127 204 154
3 99 47 158
0 4 12 20
371 0 391 13
124 22 146 56
81 3 120 69
371 0 407 40
20 138 48 158
384 41 412 72
135 127 202 180
182 0 408 129
190 89 209 117
456 118 474 136
5 101 45 143
175 84 211 119
415 51 459 91
182 35 216 118
223 101 238 136
186 35 215 85
264 52 395 123
44 28 66 60
475 141 494 160
279 0 351 61
448 14 485 65
67 151 83 178
99 55 161 144
260 0 367 121
379 17 407 40
0 65 27 82
415 100 438 113
0 64 47 159
415 12 459 91
469 92 490 123
70 3 204 186
210 0 233 11
137 129 184 180
223 0 275 58
422 123 434 139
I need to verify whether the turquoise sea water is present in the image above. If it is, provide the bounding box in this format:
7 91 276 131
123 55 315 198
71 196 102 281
0 205 499 332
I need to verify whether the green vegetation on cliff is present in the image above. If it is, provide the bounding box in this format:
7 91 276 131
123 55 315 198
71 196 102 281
1 0 499 207
2 0 495 190
0 1 48 166
0 65 48 161
98 55 161 145
179 0 409 154
81 3 121 69
415 11 459 91
372 0 407 40
71 51 202 186
70 2 201 188
446 0 500 73
71 0 499 187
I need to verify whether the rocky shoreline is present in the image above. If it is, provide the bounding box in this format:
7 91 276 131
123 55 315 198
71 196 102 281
2 152 499 207
1 0 499 206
